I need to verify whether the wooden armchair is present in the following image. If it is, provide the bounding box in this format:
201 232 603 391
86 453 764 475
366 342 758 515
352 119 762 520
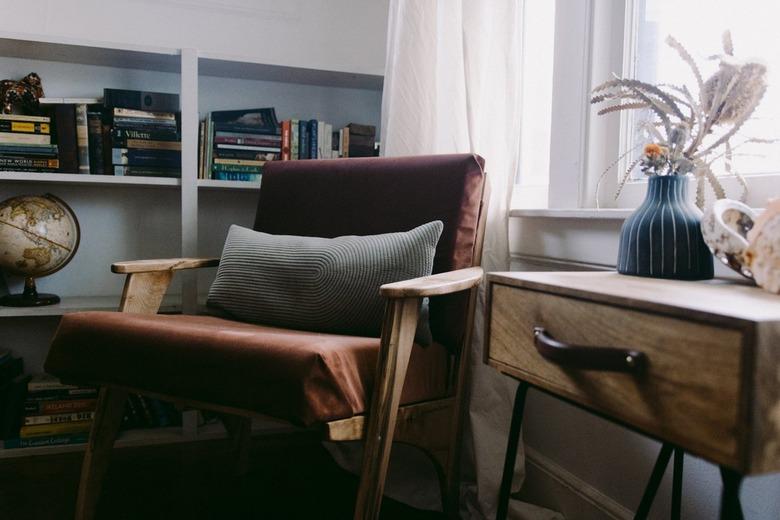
45 154 488 520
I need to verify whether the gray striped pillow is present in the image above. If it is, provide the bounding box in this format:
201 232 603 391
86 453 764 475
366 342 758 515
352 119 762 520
206 221 443 338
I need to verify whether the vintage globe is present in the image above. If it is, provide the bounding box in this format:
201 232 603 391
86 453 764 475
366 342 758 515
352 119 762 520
0 194 79 306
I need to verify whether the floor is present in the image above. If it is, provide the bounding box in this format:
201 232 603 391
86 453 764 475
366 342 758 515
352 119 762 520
0 430 444 519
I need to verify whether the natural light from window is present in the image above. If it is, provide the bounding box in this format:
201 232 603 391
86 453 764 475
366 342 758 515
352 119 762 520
635 0 780 178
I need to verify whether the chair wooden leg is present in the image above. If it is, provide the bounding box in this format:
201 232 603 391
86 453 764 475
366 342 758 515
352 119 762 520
75 387 128 520
354 297 420 520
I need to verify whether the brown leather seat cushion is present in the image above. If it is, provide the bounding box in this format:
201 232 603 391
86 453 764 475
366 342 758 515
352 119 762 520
45 311 449 426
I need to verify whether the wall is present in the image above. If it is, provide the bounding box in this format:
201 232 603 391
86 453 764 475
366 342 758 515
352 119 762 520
510 216 780 519
0 0 389 76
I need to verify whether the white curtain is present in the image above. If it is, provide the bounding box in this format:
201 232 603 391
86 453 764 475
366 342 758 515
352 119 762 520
381 1 559 519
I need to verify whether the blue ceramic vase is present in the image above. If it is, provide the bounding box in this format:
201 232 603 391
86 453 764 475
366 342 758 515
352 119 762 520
617 175 713 280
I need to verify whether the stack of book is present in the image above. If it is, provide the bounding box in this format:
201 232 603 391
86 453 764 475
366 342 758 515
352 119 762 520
6 374 97 449
0 350 28 444
279 118 335 161
343 123 378 157
200 107 280 182
0 114 59 172
107 88 181 178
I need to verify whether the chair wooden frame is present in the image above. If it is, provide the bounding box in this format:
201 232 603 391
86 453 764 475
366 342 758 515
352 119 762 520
75 184 488 520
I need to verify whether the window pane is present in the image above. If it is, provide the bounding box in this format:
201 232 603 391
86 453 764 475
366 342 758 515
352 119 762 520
517 0 555 191
635 0 780 176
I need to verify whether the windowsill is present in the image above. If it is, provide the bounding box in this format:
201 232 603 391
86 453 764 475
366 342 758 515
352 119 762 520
509 208 633 220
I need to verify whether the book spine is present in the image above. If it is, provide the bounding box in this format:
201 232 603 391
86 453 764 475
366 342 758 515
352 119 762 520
214 149 278 161
198 120 205 180
3 432 89 449
0 157 59 169
0 121 50 134
20 420 92 439
25 398 97 415
299 120 309 160
26 387 97 400
0 114 50 123
114 166 181 178
53 105 78 173
213 158 266 167
317 121 325 159
0 373 30 440
111 128 179 141
211 171 261 182
112 139 182 151
214 132 281 144
325 123 333 159
342 127 349 158
24 411 95 426
112 118 177 131
308 120 318 159
0 132 50 145
87 109 104 174
0 144 58 156
211 163 263 173
290 119 299 160
112 149 181 167
281 120 291 161
103 88 180 112
113 108 176 120
75 104 90 174
206 117 214 180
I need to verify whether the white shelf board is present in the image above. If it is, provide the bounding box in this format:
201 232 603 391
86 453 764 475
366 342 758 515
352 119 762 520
0 171 180 188
198 179 262 191
0 31 180 72
0 416 298 459
199 52 383 90
0 295 180 318
509 208 633 220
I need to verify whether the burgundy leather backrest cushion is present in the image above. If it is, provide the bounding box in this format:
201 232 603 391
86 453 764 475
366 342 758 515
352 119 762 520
254 153 486 350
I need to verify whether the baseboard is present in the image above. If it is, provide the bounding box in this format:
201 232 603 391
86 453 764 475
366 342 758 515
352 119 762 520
518 446 633 520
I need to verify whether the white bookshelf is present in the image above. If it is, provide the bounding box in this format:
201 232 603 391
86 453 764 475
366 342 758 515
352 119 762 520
198 179 262 191
0 171 180 188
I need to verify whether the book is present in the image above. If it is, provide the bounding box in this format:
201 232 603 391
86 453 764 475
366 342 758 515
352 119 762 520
75 104 90 174
210 107 279 135
332 130 341 157
24 398 97 415
103 88 179 112
281 120 291 160
39 97 101 105
112 117 177 131
0 157 59 169
27 374 78 392
342 127 350 157
324 123 333 159
214 132 281 145
112 139 182 151
87 106 105 174
308 119 318 159
347 123 376 136
114 166 181 177
112 148 181 167
317 120 325 159
0 132 50 145
52 104 78 173
0 144 58 157
3 432 89 449
24 411 95 426
0 113 50 123
298 120 309 159
112 127 180 142
205 116 215 179
213 158 266 167
0 120 49 134
198 120 205 179
113 108 176 121
20 420 92 438
214 148 278 161
211 171 261 182
291 119 299 160
211 163 265 173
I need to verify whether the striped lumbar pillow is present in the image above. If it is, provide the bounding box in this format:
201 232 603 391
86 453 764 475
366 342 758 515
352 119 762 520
207 221 443 339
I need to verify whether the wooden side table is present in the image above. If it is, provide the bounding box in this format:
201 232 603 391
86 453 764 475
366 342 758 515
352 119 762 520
485 271 780 520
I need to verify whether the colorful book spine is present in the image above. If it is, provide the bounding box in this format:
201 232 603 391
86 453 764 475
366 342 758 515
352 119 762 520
0 114 50 123
112 148 181 167
113 108 176 121
0 132 50 145
24 411 95 426
211 163 264 173
214 132 281 145
24 398 97 415
0 157 59 169
26 387 98 400
291 119 299 160
112 139 182 151
20 420 92 438
211 171 261 182
87 108 105 174
0 144 58 156
281 120 291 161
213 158 266 167
317 121 325 159
75 104 90 174
3 432 89 449
112 128 180 142
114 166 181 178
0 120 50 134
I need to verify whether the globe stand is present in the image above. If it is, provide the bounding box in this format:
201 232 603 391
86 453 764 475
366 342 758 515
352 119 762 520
0 277 60 307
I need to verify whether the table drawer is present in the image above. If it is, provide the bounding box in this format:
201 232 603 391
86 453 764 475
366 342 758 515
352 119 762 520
487 282 746 467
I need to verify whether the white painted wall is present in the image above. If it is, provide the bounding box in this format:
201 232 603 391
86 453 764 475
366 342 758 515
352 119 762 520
511 217 780 519
0 0 389 76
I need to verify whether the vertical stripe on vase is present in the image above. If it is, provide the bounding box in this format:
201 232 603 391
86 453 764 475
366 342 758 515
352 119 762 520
647 178 664 276
668 179 677 275
633 179 657 273
673 176 692 270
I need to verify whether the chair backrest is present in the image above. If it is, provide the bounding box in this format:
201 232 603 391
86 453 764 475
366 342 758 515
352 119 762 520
255 153 487 350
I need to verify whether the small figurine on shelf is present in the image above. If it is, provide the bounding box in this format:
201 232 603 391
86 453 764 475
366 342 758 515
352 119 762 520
0 72 44 114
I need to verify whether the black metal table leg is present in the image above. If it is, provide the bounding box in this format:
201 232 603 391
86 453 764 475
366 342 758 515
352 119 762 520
720 467 744 520
496 382 529 520
671 448 684 519
634 443 674 520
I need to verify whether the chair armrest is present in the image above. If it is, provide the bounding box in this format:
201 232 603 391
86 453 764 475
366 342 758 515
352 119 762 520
379 267 484 298
111 257 220 274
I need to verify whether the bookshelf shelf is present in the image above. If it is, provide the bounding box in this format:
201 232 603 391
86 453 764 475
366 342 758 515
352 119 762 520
0 171 180 188
0 416 297 459
197 179 262 191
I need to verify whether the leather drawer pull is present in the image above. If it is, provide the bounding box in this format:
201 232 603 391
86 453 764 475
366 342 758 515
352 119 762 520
533 327 647 373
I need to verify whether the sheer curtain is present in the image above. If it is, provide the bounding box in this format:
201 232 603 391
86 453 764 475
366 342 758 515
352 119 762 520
382 2 558 518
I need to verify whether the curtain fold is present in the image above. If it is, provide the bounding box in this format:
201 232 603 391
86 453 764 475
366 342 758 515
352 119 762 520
381 2 559 518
